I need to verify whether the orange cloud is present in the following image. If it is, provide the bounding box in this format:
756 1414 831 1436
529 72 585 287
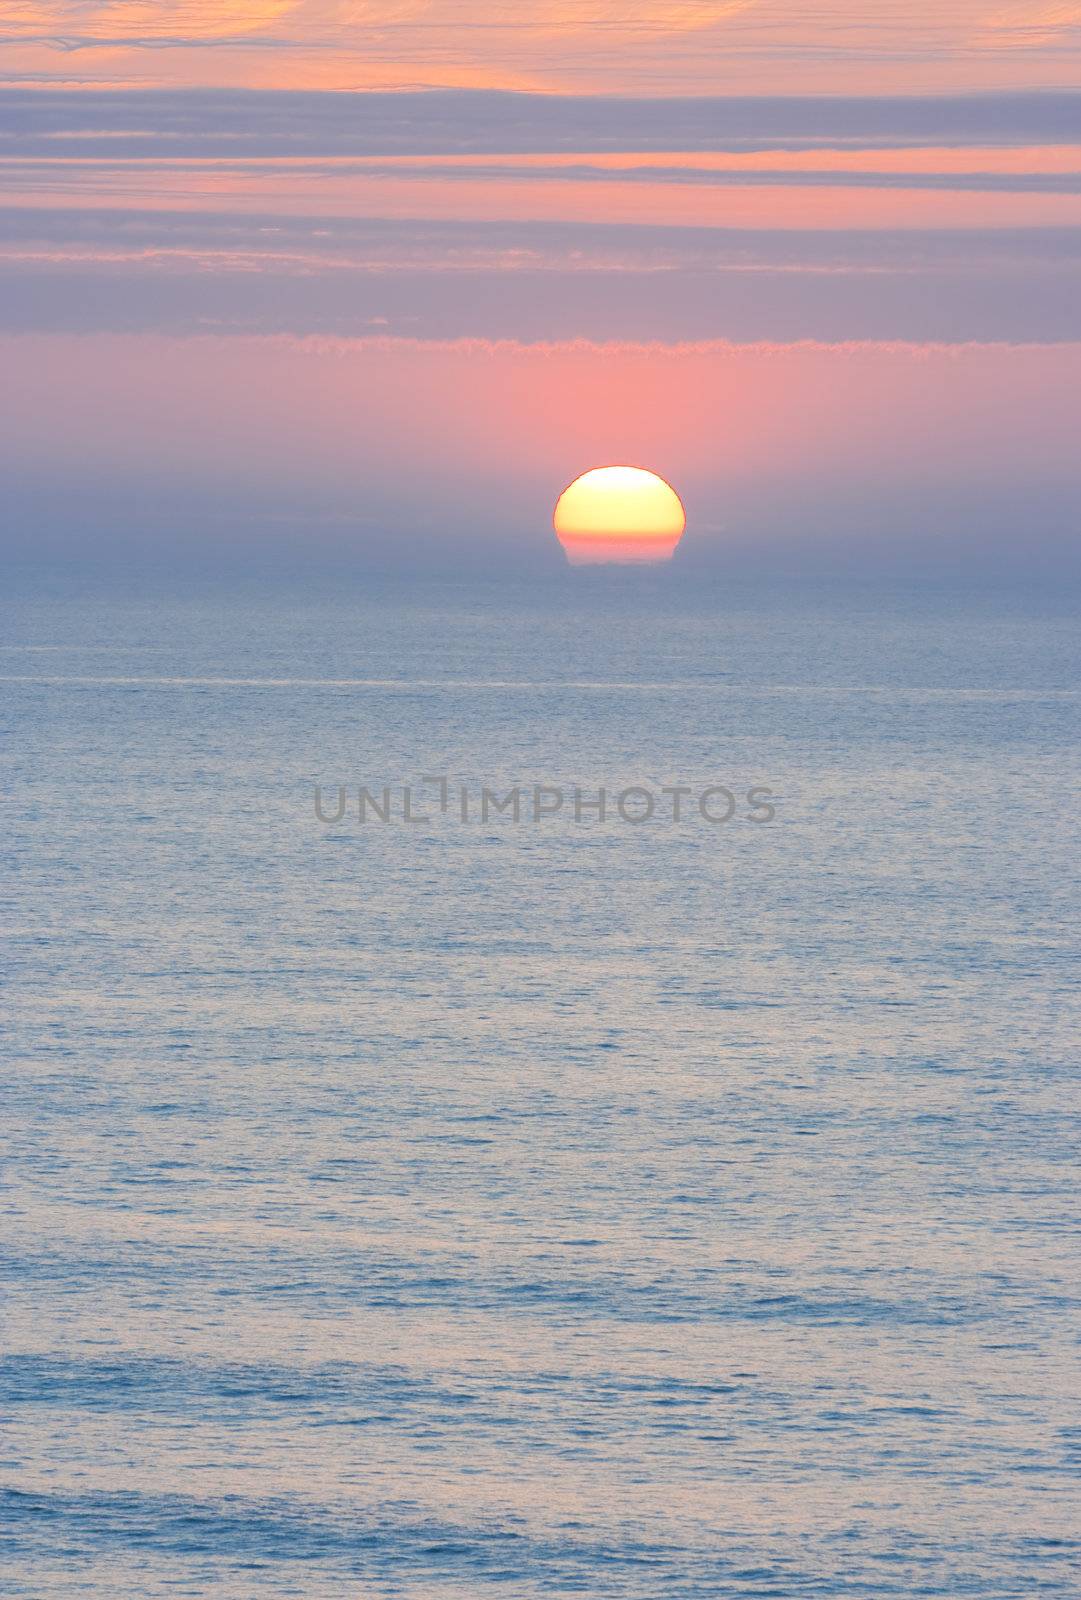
533 0 758 32
982 3 1081 45
4 0 756 44
6 0 1081 93
4 0 298 40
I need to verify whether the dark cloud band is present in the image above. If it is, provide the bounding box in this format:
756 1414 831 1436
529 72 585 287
3 87 1081 158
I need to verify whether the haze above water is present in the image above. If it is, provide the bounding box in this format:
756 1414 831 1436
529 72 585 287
3 572 1080 1598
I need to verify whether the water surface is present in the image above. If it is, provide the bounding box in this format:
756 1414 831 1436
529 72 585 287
3 572 1079 1597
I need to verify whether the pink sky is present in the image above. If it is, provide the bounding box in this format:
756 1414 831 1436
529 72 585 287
4 331 1079 569
2 2 1080 569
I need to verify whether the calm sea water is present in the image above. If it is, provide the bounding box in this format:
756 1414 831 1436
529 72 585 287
3 571 1080 1598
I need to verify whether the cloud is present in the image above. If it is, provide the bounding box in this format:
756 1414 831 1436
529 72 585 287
532 0 759 32
981 3 1081 46
2 210 1080 343
6 208 1081 269
2 85 1078 340
8 0 757 38
2 1 299 44
4 86 1081 158
4 0 1081 97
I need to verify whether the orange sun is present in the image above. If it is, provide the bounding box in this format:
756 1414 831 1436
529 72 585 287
553 466 686 565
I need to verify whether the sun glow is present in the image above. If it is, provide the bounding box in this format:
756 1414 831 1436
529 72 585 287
553 465 686 565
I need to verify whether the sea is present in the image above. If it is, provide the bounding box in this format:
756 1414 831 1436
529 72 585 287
2 568 1080 1598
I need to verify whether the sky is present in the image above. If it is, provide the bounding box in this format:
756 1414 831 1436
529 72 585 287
2 3 1080 574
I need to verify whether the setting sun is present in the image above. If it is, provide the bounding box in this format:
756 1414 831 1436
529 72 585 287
553 466 687 565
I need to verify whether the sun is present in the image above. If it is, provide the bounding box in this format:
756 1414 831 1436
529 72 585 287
553 466 686 565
